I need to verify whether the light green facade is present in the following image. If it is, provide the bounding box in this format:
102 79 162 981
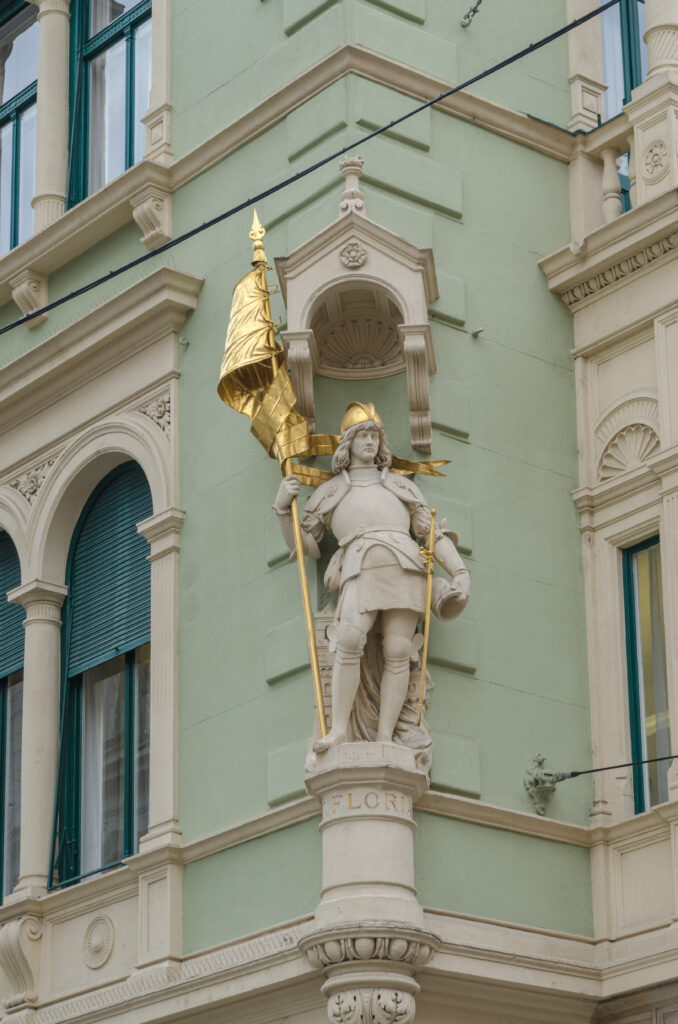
0 0 593 955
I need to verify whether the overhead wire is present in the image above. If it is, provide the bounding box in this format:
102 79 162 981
0 0 621 339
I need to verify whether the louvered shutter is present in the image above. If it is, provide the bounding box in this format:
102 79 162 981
66 463 152 677
0 532 25 678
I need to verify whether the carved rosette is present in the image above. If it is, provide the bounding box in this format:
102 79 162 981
83 915 114 969
340 239 368 269
641 139 669 183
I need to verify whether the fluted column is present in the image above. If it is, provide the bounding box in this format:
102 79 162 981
644 0 678 77
30 0 70 231
6 580 67 897
136 508 185 850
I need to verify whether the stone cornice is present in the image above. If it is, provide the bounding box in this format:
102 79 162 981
539 190 678 311
0 268 202 434
0 46 575 328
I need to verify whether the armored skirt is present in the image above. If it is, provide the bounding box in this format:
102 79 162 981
337 541 427 618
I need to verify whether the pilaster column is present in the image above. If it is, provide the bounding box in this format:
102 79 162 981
31 0 71 231
136 507 185 850
6 580 67 897
657 471 678 797
625 0 678 205
142 0 172 164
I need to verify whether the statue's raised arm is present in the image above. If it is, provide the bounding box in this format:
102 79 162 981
273 403 470 760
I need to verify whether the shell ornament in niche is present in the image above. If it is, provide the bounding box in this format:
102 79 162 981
599 423 660 480
319 317 403 375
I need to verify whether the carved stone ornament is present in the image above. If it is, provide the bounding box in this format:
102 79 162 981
304 932 435 970
524 753 561 816
340 239 368 269
83 915 114 969
327 986 416 1024
130 183 172 250
139 393 171 437
641 139 670 182
598 423 660 480
563 232 678 306
0 915 43 1010
9 268 48 328
11 458 56 504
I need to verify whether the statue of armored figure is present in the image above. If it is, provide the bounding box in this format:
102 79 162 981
274 403 470 767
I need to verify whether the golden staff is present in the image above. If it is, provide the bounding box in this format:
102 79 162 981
416 507 436 726
275 398 327 737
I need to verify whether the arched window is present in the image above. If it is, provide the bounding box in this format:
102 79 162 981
51 462 152 886
0 531 24 900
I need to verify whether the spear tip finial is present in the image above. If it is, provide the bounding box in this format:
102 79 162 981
250 208 267 265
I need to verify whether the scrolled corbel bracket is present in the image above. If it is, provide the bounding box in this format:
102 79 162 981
281 329 318 431
130 182 172 251
9 269 48 329
398 323 436 454
0 915 43 1011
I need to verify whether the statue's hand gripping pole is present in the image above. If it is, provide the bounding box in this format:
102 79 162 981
416 507 436 727
282 458 328 738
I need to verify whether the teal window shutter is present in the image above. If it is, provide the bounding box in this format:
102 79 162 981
0 533 25 678
66 462 153 676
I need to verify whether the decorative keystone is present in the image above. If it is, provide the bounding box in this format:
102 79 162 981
339 156 365 216
9 268 48 328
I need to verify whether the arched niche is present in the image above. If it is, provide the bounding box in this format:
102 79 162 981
274 157 438 451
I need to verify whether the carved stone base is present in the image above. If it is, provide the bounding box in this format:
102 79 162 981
301 923 437 1024
303 744 437 1024
305 742 428 928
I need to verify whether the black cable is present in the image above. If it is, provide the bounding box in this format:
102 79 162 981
560 753 676 780
0 0 621 338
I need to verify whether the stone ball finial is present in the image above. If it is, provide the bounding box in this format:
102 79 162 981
339 155 365 216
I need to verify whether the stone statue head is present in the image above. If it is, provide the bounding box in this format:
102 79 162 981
332 404 392 473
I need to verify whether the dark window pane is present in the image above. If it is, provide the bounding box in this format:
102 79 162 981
0 6 38 106
88 37 127 192
0 121 13 256
81 656 126 873
133 17 152 162
3 671 23 897
90 0 143 35
18 102 35 244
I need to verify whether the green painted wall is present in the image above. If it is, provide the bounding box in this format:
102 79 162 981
183 818 322 952
0 0 594 960
414 813 594 936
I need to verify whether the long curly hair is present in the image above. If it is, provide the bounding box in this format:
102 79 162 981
332 421 392 473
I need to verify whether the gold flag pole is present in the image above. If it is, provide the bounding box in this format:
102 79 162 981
416 507 436 726
217 209 327 738
282 458 328 737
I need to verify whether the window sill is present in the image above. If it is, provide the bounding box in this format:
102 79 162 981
0 159 172 328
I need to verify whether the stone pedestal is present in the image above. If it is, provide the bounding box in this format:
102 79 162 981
301 743 438 1024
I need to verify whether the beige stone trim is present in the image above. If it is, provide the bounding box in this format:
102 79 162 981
539 189 678 310
0 43 577 324
0 266 202 436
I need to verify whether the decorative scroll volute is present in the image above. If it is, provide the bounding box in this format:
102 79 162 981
0 916 43 1010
